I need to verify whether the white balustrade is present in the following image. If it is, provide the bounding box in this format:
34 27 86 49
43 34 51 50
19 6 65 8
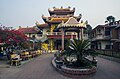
36 32 88 39
46 32 62 35
46 32 77 36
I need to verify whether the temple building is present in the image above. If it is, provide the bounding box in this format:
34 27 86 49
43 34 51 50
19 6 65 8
17 26 38 39
35 7 88 52
17 26 39 50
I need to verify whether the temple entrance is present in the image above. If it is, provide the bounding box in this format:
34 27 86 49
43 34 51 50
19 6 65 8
54 40 68 50
55 40 61 50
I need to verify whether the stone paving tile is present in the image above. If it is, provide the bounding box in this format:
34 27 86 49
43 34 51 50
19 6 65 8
99 55 120 63
0 54 120 79
0 54 71 79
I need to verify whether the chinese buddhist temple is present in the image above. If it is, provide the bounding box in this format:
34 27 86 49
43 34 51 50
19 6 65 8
36 7 88 52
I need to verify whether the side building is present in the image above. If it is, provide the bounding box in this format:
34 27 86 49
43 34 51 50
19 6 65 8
91 20 120 56
17 26 39 50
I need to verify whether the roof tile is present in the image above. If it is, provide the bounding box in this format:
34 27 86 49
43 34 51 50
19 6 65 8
17 27 38 34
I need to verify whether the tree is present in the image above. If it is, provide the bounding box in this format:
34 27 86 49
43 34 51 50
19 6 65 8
61 39 90 67
0 29 28 49
62 39 90 67
106 16 115 23
86 24 92 39
68 39 90 63
86 49 98 61
60 39 98 67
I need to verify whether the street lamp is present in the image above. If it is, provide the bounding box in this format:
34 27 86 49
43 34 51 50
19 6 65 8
29 39 39 50
29 40 35 50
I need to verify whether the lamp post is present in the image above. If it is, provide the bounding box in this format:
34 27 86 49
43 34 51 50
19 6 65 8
61 28 65 50
29 40 35 50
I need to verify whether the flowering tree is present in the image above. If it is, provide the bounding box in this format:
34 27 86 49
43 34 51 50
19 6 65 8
0 29 28 49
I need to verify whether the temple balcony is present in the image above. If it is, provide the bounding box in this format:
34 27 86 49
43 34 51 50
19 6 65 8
35 32 88 40
46 32 78 36
46 32 88 39
47 32 62 35
46 32 77 39
35 34 46 40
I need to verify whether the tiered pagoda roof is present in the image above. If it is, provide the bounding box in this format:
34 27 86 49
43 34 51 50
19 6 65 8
48 18 69 23
48 6 75 16
37 7 82 28
36 23 49 28
42 15 81 23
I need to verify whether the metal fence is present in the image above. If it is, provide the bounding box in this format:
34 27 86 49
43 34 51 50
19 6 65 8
95 49 120 58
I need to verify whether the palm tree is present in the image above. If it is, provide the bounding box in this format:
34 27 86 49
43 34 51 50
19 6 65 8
69 39 90 63
106 16 115 23
86 49 98 66
87 49 98 61
86 24 92 39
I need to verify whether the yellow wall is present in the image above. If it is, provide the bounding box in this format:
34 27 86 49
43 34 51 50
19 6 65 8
49 24 57 51
50 24 56 32
42 43 48 50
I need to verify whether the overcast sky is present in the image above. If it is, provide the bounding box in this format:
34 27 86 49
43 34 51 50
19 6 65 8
0 0 120 28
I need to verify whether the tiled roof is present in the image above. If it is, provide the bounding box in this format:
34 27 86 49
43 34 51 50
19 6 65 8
57 17 85 29
53 8 71 11
42 16 81 23
49 18 69 23
37 23 49 28
48 7 75 13
17 27 38 34
65 17 79 24
92 25 107 31
48 7 75 16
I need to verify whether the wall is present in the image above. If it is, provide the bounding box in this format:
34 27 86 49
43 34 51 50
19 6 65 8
111 28 118 39
43 27 50 35
101 41 110 49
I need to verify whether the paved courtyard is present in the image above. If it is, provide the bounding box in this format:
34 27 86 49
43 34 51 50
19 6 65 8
0 54 120 79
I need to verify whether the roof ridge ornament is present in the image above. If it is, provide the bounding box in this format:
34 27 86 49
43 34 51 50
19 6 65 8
85 20 88 25
62 20 64 24
53 6 56 9
73 8 75 11
61 6 63 9
68 6 71 9
79 14 82 18
81 20 83 23
35 21 39 25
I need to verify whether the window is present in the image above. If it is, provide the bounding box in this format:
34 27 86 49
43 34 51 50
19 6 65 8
105 29 110 36
98 29 101 33
32 35 35 38
119 44 120 50
119 30 120 39
105 45 112 49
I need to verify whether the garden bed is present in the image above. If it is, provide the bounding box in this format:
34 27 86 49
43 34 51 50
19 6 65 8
52 57 97 77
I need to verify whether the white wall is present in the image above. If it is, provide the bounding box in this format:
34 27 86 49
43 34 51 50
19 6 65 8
96 28 104 35
43 27 50 35
101 41 110 49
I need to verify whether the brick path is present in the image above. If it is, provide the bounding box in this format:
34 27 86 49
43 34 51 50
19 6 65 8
0 54 120 79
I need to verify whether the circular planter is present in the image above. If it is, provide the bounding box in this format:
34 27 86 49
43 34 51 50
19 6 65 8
92 59 97 66
52 57 97 77
55 59 63 68
61 65 96 75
